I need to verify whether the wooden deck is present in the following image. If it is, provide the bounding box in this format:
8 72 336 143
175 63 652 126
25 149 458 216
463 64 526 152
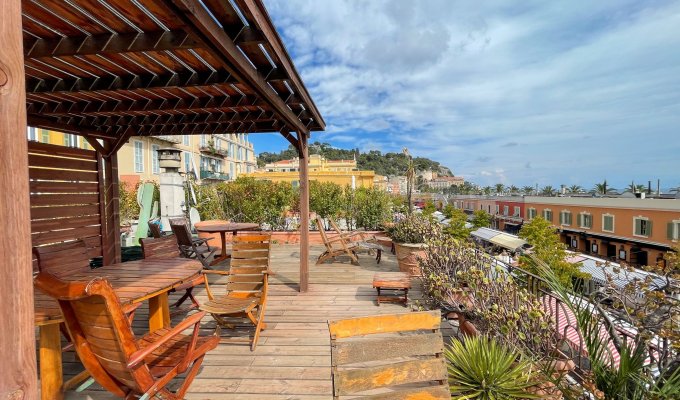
53 244 450 399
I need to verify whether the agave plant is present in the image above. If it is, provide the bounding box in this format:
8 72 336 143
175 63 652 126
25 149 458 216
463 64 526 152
446 335 541 399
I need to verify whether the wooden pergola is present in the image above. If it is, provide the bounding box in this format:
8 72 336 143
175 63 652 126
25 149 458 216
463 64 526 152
0 0 323 397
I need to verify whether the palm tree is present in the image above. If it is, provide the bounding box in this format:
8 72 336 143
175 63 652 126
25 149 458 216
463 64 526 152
494 183 505 195
625 182 647 193
508 185 519 195
522 185 535 195
540 185 556 196
568 185 583 194
482 186 493 196
592 180 617 195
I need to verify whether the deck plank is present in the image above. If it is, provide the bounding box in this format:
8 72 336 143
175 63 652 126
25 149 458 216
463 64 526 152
54 244 439 400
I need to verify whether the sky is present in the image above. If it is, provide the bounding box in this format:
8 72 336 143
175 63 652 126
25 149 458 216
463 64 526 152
252 0 680 190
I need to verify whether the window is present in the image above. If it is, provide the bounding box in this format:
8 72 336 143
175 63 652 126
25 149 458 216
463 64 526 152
591 243 598 253
543 209 553 222
200 134 207 146
527 208 537 220
560 210 572 226
634 217 652 237
215 138 221 149
134 141 144 172
41 129 50 143
513 206 520 217
495 205 500 214
503 206 509 216
183 135 190 145
151 144 160 174
184 152 192 174
668 221 680 241
230 162 235 178
602 214 615 232
579 213 592 229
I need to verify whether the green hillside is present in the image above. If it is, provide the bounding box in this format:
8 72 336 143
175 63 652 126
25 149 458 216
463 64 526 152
257 142 451 177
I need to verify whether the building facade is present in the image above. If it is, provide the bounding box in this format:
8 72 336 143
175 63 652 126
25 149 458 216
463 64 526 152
246 154 383 189
426 176 465 190
450 194 680 267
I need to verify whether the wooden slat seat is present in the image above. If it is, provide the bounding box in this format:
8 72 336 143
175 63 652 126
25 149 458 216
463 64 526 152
136 327 220 376
200 234 272 350
315 216 360 265
328 310 449 400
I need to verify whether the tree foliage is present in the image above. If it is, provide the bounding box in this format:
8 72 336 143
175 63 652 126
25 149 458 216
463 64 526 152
444 207 471 241
518 217 587 287
471 209 492 229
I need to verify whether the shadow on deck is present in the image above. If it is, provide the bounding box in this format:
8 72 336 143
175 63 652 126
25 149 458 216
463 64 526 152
61 244 434 399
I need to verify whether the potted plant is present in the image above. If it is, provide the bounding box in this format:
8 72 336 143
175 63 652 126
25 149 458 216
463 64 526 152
389 214 441 276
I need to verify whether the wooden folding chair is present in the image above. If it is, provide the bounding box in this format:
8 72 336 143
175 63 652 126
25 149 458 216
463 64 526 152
200 234 271 351
169 217 217 268
147 220 163 238
315 216 360 265
141 236 204 312
328 217 376 243
34 272 220 400
328 310 449 399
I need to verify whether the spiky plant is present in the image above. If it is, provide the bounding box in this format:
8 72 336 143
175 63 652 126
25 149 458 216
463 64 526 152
446 335 541 399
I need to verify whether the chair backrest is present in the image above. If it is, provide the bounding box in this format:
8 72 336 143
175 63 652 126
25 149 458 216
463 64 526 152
140 236 181 259
328 310 449 399
315 216 336 251
33 239 92 278
169 218 194 246
34 273 155 397
147 220 163 238
227 234 271 298
327 217 344 235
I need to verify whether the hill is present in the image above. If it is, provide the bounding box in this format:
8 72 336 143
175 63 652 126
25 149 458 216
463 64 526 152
257 142 451 177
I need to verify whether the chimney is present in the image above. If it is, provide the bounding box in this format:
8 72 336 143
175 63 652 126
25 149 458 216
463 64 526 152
158 148 185 232
648 180 652 195
657 179 661 195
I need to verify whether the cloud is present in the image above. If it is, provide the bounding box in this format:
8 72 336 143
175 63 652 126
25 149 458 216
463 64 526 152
263 0 680 187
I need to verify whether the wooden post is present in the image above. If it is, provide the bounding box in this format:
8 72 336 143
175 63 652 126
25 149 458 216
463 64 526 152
298 134 310 292
102 141 122 265
0 0 39 398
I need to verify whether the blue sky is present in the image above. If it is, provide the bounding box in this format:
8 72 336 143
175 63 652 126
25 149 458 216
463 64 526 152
253 0 680 190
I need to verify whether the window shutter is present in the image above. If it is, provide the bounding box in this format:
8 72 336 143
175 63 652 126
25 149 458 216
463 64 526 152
578 214 583 227
668 222 675 240
635 219 641 235
568 213 572 225
559 212 563 224
647 220 653 236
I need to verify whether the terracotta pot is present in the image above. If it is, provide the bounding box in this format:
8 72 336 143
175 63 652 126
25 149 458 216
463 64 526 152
457 314 479 338
394 242 426 276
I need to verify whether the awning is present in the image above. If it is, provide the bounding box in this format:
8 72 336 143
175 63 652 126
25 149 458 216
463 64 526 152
471 227 501 241
488 234 527 251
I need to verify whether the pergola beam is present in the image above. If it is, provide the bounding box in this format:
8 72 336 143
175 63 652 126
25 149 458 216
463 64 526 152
25 30 201 59
26 70 234 94
33 94 263 116
161 0 310 135
46 110 275 128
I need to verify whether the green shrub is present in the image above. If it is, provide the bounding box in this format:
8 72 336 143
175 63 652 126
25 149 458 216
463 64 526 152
390 214 441 244
353 186 392 230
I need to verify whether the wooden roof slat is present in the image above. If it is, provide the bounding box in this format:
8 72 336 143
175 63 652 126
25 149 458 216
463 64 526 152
25 30 201 59
22 1 93 37
26 69 235 95
66 0 142 33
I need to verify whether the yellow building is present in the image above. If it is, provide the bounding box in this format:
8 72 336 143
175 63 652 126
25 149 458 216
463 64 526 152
27 127 257 186
247 154 384 189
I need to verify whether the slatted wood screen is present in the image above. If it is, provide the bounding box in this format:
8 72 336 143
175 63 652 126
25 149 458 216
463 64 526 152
28 141 103 270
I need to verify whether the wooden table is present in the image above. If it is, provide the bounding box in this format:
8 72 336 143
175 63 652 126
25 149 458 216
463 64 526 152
195 221 259 264
372 272 411 306
34 258 202 400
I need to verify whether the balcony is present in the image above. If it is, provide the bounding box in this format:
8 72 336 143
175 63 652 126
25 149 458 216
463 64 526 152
152 135 181 144
200 169 230 180
199 144 229 157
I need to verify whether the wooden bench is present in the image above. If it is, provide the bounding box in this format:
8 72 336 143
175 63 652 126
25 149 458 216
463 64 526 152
328 310 449 399
372 272 411 306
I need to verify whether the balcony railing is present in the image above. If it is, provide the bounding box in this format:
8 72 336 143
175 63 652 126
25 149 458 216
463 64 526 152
200 170 230 181
199 145 229 157
152 135 181 144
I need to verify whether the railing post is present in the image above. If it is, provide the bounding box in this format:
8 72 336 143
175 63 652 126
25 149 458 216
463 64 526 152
0 0 39 397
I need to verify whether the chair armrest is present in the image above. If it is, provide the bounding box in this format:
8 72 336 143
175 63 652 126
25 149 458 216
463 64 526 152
202 270 230 276
326 236 348 244
192 237 213 246
127 311 206 369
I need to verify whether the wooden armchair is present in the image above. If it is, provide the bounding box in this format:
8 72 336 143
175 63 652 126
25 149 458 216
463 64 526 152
34 272 219 400
328 310 449 399
316 216 360 265
200 234 271 351
328 217 376 243
141 236 203 312
147 220 163 238
169 217 217 268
